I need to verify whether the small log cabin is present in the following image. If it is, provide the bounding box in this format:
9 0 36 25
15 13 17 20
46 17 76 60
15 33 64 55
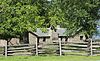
28 27 87 45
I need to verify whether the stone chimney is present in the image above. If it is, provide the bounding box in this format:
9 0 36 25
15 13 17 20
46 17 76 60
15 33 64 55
56 25 60 29
48 28 52 36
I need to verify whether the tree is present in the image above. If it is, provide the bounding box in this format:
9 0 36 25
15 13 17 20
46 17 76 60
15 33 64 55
49 0 100 37
0 0 100 39
37 0 100 37
0 0 40 39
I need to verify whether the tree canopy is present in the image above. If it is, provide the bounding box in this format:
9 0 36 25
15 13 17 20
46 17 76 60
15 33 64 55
0 0 100 39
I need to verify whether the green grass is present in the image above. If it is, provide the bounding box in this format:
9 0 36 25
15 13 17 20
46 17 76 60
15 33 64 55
0 56 100 61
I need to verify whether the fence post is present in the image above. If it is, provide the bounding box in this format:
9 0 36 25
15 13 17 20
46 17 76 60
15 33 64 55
90 39 93 56
59 38 62 56
87 38 93 56
87 39 90 56
36 38 38 56
5 44 7 57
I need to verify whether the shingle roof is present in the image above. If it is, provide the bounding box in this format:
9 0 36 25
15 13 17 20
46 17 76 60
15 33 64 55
34 28 50 37
33 28 67 37
56 28 67 37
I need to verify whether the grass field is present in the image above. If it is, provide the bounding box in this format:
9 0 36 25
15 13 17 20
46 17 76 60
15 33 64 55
0 56 100 61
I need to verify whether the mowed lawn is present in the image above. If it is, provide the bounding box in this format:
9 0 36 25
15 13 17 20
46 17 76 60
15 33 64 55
0 56 100 61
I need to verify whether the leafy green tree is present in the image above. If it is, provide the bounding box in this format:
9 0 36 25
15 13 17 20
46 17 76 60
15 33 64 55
0 0 39 39
0 0 100 39
49 0 100 37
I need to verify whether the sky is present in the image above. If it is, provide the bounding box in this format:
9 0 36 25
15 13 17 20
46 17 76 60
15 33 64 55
47 0 52 2
92 20 100 40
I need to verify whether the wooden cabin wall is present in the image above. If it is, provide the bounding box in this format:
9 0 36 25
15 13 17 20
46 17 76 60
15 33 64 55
29 33 36 44
8 38 20 45
0 39 7 46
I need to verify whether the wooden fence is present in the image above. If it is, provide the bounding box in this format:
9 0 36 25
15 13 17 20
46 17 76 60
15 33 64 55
7 44 36 56
92 42 100 56
37 42 59 56
0 39 100 56
0 46 5 56
61 42 88 56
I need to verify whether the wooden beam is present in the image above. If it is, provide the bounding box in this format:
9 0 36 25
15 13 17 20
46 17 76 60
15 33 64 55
5 44 7 57
90 39 93 56
36 38 38 56
59 38 62 56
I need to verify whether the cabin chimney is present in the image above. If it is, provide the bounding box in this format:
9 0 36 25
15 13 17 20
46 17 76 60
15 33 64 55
56 25 60 29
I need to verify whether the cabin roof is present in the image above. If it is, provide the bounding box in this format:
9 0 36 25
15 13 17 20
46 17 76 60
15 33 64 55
34 28 50 37
29 28 67 38
56 28 67 37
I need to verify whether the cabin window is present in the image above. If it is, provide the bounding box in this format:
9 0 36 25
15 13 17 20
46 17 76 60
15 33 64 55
61 38 63 41
43 38 46 42
80 36 83 40
23 31 29 44
85 35 88 39
65 38 68 42
37 38 39 45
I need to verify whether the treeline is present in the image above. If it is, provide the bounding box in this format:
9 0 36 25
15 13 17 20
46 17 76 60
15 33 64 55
0 0 100 39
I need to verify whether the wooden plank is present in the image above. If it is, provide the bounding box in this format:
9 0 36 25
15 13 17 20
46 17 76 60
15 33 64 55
36 38 38 56
8 52 32 56
38 49 45 54
92 49 97 51
7 50 31 53
5 45 7 57
8 44 35 47
0 46 5 48
64 42 88 44
0 51 4 54
53 41 59 43
92 42 100 45
93 54 100 56
8 46 35 50
63 52 88 56
59 38 62 56
92 45 100 48
93 50 100 53
62 44 87 48
0 54 4 56
42 47 59 50
46 43 59 45
38 50 45 52
62 47 88 51
90 39 93 56
38 52 45 54
62 50 86 52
